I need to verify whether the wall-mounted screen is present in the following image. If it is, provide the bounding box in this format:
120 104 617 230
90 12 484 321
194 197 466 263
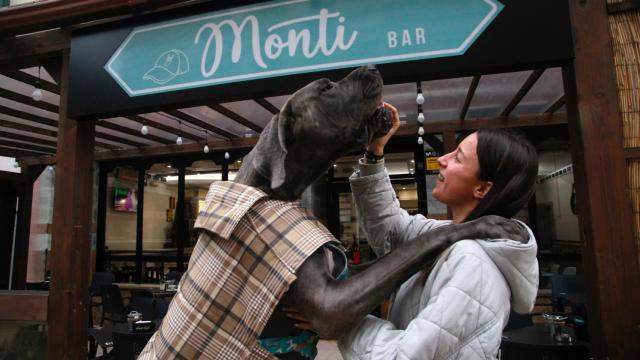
113 187 137 212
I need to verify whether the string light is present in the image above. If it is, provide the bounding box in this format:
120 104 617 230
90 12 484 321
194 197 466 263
416 81 424 145
140 120 149 135
31 66 43 102
203 130 209 153
224 151 230 160
176 120 183 145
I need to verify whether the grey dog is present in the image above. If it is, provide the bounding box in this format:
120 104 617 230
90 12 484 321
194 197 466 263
232 66 525 358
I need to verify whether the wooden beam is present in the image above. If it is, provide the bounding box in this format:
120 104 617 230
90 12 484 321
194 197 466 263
0 146 44 158
164 109 237 139
254 98 280 115
0 0 196 36
0 104 58 127
0 116 118 150
545 94 566 114
0 291 48 322
459 75 480 120
208 104 263 133
94 130 146 147
0 139 54 154
500 68 545 117
625 147 640 160
46 48 95 360
0 69 59 94
0 29 70 68
17 112 567 165
607 0 640 14
0 129 57 148
565 0 640 358
0 117 57 137
19 136 259 165
125 115 201 141
0 87 59 113
97 119 171 144
395 112 567 136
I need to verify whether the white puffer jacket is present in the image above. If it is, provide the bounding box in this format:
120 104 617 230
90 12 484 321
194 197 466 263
338 163 539 360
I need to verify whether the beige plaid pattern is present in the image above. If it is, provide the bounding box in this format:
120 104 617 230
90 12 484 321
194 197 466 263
138 181 336 359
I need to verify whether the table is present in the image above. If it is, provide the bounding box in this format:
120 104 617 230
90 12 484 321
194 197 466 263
88 321 159 357
150 289 177 298
501 324 590 360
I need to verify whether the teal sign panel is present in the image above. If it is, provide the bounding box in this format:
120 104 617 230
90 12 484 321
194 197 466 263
105 0 503 97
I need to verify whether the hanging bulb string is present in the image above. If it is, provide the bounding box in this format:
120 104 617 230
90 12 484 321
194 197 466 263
416 80 424 145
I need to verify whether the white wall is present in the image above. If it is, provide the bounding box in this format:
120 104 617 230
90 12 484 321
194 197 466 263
0 157 20 173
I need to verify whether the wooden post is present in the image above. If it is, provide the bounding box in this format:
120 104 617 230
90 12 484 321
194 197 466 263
46 48 95 360
565 1 640 358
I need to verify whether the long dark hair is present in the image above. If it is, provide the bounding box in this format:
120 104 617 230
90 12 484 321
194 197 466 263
464 129 538 222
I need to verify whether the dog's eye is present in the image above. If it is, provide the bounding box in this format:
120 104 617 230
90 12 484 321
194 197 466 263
323 83 334 92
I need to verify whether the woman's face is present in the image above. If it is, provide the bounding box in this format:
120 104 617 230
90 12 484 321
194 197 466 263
432 132 484 207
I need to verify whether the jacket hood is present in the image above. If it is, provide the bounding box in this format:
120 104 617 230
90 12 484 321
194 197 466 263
477 221 539 313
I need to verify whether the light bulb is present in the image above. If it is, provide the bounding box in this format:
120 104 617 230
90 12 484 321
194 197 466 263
417 136 424 145
417 112 425 123
418 126 424 136
32 88 43 102
224 152 230 159
140 125 149 135
416 93 424 105
203 144 209 154
176 136 183 145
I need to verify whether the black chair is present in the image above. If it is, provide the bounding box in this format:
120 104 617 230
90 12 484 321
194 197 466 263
90 272 115 297
111 331 153 360
90 272 116 327
551 274 585 313
504 310 533 331
154 298 169 319
129 298 169 321
100 284 128 325
164 271 184 284
129 289 153 299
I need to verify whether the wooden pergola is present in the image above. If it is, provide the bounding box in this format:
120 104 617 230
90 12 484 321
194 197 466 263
0 1 639 359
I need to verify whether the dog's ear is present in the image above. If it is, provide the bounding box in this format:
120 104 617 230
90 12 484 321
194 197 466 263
277 100 295 153
252 109 294 189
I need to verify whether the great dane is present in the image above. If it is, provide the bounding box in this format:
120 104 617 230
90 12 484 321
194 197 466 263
232 66 525 356
140 66 526 360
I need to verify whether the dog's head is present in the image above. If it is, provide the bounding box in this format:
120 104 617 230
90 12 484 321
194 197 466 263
247 65 390 200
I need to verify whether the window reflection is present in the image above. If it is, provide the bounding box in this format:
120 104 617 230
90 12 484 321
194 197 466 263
143 163 178 255
185 160 220 251
105 166 138 254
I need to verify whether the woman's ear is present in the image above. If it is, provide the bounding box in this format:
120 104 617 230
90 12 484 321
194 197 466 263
473 181 493 199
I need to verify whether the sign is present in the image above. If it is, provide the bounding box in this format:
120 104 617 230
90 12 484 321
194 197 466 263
425 151 440 174
105 0 503 97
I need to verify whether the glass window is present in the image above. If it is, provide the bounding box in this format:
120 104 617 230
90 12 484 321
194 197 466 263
184 160 220 252
227 156 244 180
105 166 138 255
26 166 55 284
143 163 178 255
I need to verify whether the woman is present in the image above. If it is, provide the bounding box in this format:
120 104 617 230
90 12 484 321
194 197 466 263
337 103 540 359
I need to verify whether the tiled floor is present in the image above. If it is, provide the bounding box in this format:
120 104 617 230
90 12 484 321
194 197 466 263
317 340 344 360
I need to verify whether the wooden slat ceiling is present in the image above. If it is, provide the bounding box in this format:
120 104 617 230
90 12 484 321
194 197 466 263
0 66 567 161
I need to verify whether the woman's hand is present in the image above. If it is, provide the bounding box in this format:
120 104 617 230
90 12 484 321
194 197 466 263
283 307 316 332
367 102 401 156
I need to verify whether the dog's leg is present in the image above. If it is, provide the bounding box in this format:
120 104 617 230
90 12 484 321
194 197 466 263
281 215 527 339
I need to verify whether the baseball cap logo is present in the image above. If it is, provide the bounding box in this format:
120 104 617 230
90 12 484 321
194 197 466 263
143 49 190 85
